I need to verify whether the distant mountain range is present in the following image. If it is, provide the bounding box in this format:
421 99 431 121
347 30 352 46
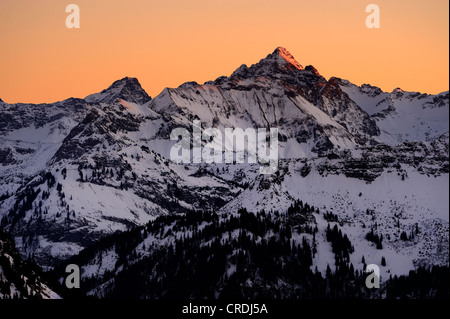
0 47 448 298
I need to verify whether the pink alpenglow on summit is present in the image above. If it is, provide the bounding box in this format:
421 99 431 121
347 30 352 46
276 47 305 70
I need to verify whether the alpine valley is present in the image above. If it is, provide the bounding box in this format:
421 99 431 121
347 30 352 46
0 47 448 299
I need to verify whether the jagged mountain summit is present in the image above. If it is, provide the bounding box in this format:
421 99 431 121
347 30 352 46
151 46 382 158
274 46 305 70
0 47 448 284
85 77 151 105
231 47 307 77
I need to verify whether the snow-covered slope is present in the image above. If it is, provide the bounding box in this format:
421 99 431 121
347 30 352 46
220 160 448 276
338 79 449 144
0 228 60 299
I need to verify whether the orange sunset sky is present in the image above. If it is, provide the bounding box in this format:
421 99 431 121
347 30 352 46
0 0 448 104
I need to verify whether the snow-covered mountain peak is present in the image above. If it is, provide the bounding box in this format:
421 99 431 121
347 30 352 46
274 47 305 70
229 47 312 81
390 87 406 98
392 87 404 93
360 83 383 97
85 76 151 105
